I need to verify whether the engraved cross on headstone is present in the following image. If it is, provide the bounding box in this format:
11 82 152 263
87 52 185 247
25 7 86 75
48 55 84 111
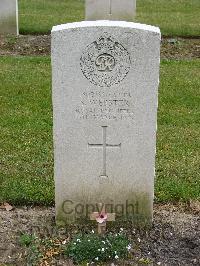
88 126 121 180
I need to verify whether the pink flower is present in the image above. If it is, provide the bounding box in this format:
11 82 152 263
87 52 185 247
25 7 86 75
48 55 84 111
96 212 108 224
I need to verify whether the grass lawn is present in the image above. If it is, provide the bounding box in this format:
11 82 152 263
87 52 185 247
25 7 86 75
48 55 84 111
19 0 200 36
0 57 54 205
137 0 200 37
0 57 200 205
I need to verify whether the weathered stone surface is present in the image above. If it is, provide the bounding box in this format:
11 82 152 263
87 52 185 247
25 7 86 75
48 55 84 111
0 0 18 35
85 0 136 21
51 21 161 225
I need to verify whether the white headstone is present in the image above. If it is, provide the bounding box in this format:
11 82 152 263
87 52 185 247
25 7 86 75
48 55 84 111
52 21 160 225
86 0 136 21
0 0 18 35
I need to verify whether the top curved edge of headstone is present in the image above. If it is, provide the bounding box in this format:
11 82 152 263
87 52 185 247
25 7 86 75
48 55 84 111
51 20 160 35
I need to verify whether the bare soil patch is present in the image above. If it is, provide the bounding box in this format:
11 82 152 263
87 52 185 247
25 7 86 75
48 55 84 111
161 37 200 60
0 35 200 59
0 35 51 56
0 203 199 265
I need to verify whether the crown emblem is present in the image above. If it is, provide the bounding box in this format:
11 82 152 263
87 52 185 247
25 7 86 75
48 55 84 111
80 33 131 87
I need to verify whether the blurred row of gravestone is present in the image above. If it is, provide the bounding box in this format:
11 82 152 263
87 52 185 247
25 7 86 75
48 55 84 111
0 0 18 35
86 0 136 21
0 0 136 35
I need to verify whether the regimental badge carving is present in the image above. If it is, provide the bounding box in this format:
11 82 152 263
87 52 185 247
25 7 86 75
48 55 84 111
80 33 131 87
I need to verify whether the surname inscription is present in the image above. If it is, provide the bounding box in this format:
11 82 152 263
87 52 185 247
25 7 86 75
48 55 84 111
75 90 134 120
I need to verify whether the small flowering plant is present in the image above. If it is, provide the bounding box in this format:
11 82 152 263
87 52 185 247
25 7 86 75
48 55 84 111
64 230 131 264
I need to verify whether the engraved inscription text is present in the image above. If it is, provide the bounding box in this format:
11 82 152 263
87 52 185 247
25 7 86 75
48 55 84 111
75 90 134 121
